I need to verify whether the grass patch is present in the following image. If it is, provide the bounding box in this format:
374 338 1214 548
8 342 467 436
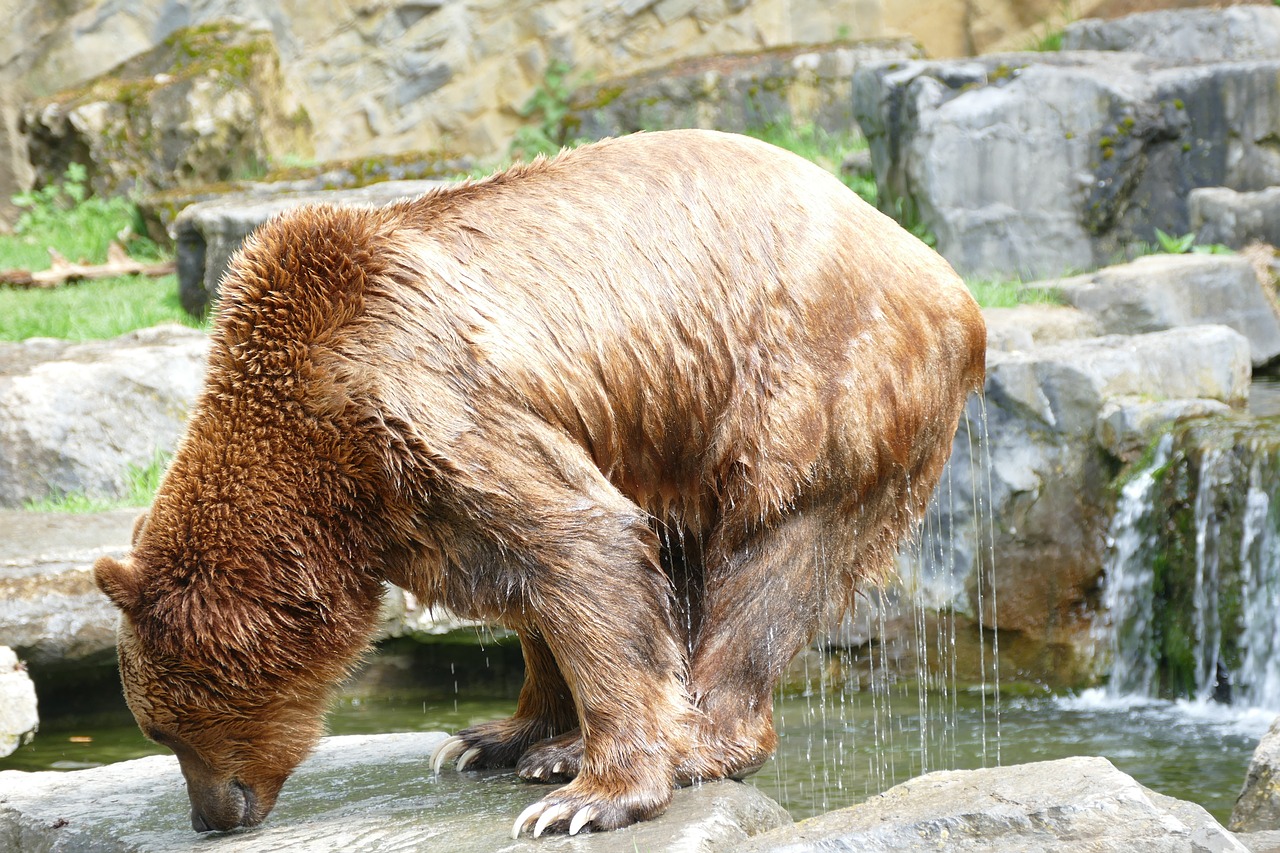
1 164 200 342
965 278 1063 309
0 274 196 341
23 451 169 513
745 122 876 205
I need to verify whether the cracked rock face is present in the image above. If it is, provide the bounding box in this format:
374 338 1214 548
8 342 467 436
854 8 1280 281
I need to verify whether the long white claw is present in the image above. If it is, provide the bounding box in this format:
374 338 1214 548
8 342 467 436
513 802 544 840
533 803 574 838
568 805 597 836
430 736 467 775
552 761 564 775
455 746 482 772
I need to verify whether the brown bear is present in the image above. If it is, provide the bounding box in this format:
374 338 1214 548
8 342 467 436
94 129 985 838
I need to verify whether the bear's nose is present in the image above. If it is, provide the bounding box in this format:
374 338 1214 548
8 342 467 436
189 779 255 832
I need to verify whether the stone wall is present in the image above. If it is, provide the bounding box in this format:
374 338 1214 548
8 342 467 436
0 0 1101 220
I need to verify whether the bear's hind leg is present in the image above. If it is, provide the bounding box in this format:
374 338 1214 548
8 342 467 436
431 630 576 772
677 509 852 783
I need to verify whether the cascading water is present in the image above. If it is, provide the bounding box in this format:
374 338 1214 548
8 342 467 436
1101 418 1280 711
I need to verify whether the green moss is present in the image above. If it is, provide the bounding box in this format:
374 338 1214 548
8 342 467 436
1099 136 1114 148
1174 99 1185 110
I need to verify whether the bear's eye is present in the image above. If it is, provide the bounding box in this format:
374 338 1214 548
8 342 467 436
145 727 175 746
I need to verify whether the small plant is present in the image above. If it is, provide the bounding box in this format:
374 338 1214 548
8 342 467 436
510 60 586 160
1154 228 1233 256
965 278 1063 309
11 163 160 264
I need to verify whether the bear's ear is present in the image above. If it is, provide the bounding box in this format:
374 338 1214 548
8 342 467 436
94 555 143 613
130 510 150 546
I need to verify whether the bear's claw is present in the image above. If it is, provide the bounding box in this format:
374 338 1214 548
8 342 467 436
513 800 598 838
430 736 467 774
455 746 482 772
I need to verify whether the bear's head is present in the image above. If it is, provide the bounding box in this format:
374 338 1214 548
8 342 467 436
94 500 386 832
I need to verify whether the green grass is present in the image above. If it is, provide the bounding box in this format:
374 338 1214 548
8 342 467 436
745 122 876 205
22 451 169 513
965 278 1063 309
1 165 200 342
0 274 196 340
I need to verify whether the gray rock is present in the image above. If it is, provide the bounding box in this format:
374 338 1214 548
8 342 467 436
985 326 1249 436
0 646 37 758
0 325 208 508
0 508 474 668
0 509 136 667
983 304 1100 352
1050 254 1280 368
1238 830 1280 853
745 755 1247 852
1097 396 1233 462
571 39 922 140
1061 7 1280 63
173 179 450 316
0 732 791 852
1233 715 1280 833
928 325 1248 644
854 50 1280 280
1192 187 1280 250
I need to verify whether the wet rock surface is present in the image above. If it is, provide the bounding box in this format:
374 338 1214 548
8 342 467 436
745 756 1248 852
0 732 791 852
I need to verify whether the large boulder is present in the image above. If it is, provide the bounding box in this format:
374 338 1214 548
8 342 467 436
22 20 311 199
745 756 1247 852
0 732 790 851
1234 716 1280 834
1048 254 1280 369
0 646 37 758
1061 6 1280 63
571 39 922 141
173 179 449 316
853 15 1280 279
0 325 208 508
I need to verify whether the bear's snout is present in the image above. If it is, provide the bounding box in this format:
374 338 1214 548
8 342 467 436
189 779 259 833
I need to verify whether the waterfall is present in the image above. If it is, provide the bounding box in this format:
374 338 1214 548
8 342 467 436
1101 434 1170 698
1102 420 1280 711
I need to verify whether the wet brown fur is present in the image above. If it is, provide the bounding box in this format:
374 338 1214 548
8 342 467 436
94 129 986 834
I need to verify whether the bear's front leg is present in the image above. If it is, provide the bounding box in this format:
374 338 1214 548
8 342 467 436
431 630 576 773
504 504 691 835
510 558 693 837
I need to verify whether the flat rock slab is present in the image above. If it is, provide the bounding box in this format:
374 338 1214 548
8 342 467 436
0 508 137 666
745 755 1246 852
0 732 791 852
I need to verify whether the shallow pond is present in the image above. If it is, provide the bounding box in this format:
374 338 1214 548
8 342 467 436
1 637 1266 826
